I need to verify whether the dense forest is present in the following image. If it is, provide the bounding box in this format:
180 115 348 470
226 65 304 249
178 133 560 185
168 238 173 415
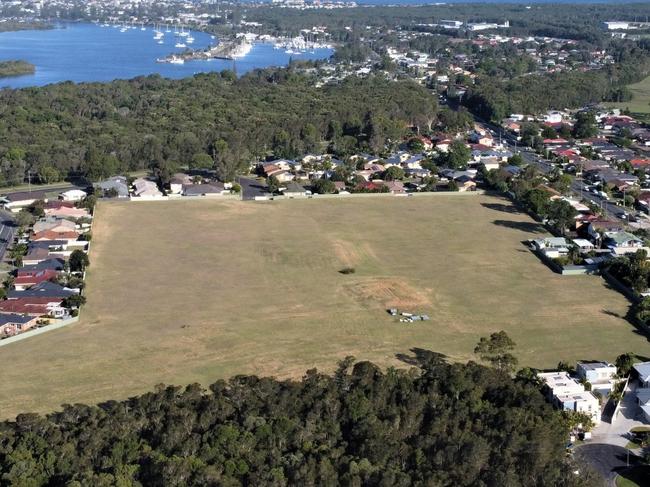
242 3 650 44
463 40 650 121
0 357 599 486
0 70 436 186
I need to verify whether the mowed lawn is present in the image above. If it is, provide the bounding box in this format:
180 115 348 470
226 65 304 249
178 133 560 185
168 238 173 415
606 74 650 115
1 194 649 418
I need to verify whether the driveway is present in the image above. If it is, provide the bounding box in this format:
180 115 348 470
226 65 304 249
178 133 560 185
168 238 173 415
575 443 642 485
594 381 646 448
239 176 270 201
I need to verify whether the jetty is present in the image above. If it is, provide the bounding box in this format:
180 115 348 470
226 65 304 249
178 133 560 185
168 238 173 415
157 39 252 64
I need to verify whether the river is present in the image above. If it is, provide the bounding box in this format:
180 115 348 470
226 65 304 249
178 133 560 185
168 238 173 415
0 22 333 89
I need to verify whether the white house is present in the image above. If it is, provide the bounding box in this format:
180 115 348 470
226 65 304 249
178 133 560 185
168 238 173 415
543 111 564 124
59 189 87 202
572 239 595 252
538 371 601 425
555 391 601 425
531 237 570 258
576 361 617 393
538 372 585 400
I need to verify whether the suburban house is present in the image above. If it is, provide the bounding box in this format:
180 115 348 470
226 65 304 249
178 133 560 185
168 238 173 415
0 313 39 337
13 269 59 291
283 182 309 198
554 391 601 424
633 362 650 422
531 237 570 258
384 181 406 194
0 191 41 212
576 361 618 393
538 371 601 425
0 297 67 318
28 239 88 258
33 217 77 235
7 281 78 300
17 258 65 275
96 176 129 198
59 189 87 202
572 239 595 252
637 388 650 423
45 205 90 220
538 372 586 401
22 247 62 266
603 231 645 255
132 178 163 198
169 173 194 194
633 362 650 388
32 229 80 243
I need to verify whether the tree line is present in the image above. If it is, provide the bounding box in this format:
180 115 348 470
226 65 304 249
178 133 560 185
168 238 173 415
463 40 650 122
0 355 599 486
0 69 437 187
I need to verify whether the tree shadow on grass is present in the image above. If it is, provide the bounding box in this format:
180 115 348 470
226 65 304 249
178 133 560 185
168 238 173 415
481 202 522 214
492 219 545 233
395 348 448 367
602 309 624 319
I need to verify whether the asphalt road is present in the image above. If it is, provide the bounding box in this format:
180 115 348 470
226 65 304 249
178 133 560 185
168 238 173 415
575 443 642 485
0 183 88 201
239 176 270 201
475 115 629 223
0 210 16 263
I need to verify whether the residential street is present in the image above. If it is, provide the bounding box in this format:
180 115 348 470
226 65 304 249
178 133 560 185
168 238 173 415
473 114 630 223
0 209 16 263
575 443 642 485
239 176 270 201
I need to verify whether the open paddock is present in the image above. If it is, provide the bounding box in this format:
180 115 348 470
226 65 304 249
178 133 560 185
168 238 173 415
0 194 648 418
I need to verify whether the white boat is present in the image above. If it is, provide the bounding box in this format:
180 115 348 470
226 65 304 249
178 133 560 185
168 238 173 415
158 40 164 44
169 56 184 65
187 36 195 44
175 42 186 48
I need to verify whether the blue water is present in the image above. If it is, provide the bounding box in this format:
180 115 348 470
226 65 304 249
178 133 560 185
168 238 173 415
0 23 333 88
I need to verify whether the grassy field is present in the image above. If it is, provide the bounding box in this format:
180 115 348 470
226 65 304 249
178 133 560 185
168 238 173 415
0 194 649 419
606 75 650 117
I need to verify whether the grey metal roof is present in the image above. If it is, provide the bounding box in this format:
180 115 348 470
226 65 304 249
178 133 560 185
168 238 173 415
634 362 650 382
7 281 76 299
0 314 34 326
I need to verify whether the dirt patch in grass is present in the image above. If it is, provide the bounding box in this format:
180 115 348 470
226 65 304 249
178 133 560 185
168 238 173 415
332 239 362 267
345 277 431 309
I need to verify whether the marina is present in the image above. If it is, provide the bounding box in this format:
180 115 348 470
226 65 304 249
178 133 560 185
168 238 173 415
0 23 333 88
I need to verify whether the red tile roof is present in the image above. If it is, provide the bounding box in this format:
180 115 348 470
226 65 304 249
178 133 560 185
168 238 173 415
14 269 59 287
32 230 79 241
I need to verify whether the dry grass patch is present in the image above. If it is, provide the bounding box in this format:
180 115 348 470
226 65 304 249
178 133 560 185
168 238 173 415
0 194 648 418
